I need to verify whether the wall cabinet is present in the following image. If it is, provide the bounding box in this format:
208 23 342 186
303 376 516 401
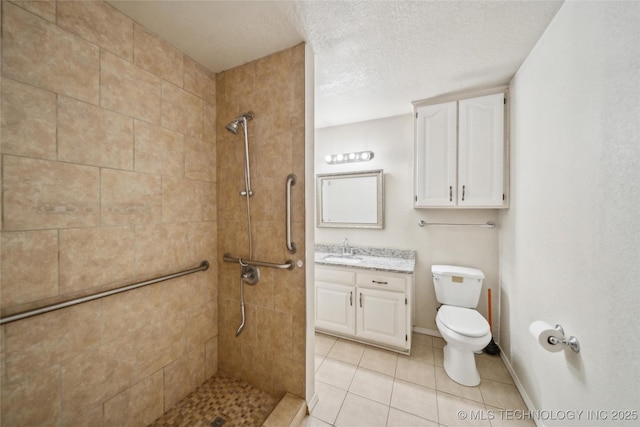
315 266 413 354
414 90 508 208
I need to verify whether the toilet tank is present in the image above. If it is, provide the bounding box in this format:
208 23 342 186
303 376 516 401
431 265 485 308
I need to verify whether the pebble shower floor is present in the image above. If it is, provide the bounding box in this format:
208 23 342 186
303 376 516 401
148 375 280 427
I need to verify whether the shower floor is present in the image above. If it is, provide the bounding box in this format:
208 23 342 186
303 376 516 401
148 374 280 427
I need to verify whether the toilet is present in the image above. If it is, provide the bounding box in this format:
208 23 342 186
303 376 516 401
432 265 491 386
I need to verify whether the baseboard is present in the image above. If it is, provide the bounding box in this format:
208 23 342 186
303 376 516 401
306 391 319 413
412 326 441 337
499 348 546 427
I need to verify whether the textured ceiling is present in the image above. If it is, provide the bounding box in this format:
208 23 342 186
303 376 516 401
108 0 564 128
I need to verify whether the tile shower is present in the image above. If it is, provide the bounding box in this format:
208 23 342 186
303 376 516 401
0 1 306 425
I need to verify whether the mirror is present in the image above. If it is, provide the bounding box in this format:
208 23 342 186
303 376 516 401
316 169 384 229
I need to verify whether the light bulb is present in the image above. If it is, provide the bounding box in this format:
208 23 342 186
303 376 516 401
361 152 370 160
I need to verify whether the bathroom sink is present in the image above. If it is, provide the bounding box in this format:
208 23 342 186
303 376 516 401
322 255 362 264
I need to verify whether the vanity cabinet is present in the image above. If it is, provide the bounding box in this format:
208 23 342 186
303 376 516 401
315 265 413 354
414 90 508 208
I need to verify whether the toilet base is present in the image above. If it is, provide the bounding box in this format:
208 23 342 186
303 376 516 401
443 344 481 387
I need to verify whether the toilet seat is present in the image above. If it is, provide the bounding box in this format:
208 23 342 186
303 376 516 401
438 306 490 338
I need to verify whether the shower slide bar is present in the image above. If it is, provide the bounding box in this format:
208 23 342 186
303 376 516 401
286 174 297 254
0 260 210 325
223 254 294 270
418 219 496 229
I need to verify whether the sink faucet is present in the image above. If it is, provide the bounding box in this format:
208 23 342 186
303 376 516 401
342 238 352 256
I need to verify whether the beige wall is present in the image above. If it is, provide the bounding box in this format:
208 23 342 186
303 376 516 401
216 44 307 398
1 1 218 425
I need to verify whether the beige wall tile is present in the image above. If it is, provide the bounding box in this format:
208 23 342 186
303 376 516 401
222 62 256 101
0 78 57 160
57 0 133 60
256 48 293 93
135 313 186 379
104 370 164 427
59 226 136 294
61 336 137 419
205 337 219 379
2 156 101 230
2 2 100 104
4 300 102 381
101 50 162 124
134 119 184 177
58 96 134 169
134 223 188 276
134 23 183 86
185 303 216 352
161 81 203 138
1 230 59 308
185 136 216 182
184 56 216 104
11 0 56 23
0 365 61 426
163 347 205 410
101 168 162 226
102 283 163 345
185 221 217 262
162 177 216 223
62 404 103 427
204 101 217 143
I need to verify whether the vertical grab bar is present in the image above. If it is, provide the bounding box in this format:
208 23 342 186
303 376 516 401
286 174 297 253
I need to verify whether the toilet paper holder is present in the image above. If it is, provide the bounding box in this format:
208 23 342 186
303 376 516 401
548 324 581 353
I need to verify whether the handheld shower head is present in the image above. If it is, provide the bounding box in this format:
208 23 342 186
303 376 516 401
225 112 254 135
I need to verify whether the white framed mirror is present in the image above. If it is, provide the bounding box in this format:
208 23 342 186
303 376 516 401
316 169 384 229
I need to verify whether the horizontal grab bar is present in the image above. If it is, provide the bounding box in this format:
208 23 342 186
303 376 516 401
223 253 294 270
418 220 496 229
0 260 210 325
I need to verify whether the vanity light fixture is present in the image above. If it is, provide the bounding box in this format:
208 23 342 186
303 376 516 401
325 150 374 164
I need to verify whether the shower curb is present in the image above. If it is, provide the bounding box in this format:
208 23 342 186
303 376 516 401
262 392 307 427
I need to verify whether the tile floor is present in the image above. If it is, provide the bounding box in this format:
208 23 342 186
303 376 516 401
302 332 534 427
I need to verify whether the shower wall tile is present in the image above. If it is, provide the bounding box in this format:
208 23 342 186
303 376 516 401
162 177 216 222
61 335 138 419
223 62 256 101
255 132 293 179
256 48 293 93
100 50 162 124
3 299 102 382
58 226 136 294
2 2 100 105
134 223 188 276
134 23 184 87
161 81 204 138
163 346 206 410
0 78 57 160
0 365 61 426
0 230 59 308
2 155 101 230
134 119 184 177
11 0 56 23
1 1 218 424
184 56 216 104
58 96 134 169
101 168 162 226
135 312 187 379
102 283 163 345
185 135 216 182
104 370 164 427
57 0 134 60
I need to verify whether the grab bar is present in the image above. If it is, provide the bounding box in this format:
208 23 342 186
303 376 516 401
223 253 294 270
0 260 210 325
286 174 297 253
418 220 496 229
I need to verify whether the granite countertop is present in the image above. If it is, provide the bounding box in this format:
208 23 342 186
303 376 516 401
314 244 416 274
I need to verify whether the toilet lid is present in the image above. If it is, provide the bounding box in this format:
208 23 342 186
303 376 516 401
438 306 490 337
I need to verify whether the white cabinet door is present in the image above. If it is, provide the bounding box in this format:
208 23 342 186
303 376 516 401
415 101 457 207
356 287 406 349
458 93 505 207
315 281 356 336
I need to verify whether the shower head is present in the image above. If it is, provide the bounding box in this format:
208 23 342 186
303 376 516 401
225 112 254 135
